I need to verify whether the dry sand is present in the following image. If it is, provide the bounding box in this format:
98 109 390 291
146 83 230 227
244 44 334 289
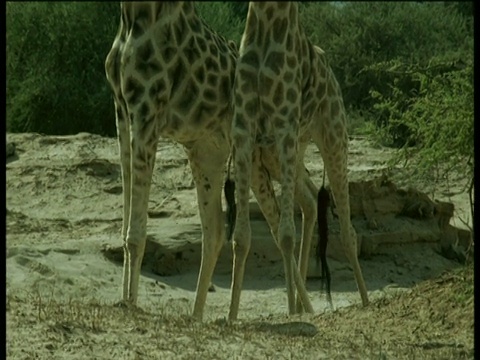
6 132 473 359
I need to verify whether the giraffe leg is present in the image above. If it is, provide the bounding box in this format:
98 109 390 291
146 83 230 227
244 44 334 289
114 102 133 302
228 136 252 321
274 123 314 315
250 150 315 315
313 133 369 306
294 168 318 313
124 122 159 305
187 143 228 320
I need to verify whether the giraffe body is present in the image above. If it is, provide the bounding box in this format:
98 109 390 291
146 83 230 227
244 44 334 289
231 2 369 319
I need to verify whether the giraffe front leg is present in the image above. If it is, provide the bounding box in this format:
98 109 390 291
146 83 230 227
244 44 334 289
113 100 133 302
187 144 227 321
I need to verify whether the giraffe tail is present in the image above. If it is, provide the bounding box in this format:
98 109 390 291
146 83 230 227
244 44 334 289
224 152 236 242
316 185 332 305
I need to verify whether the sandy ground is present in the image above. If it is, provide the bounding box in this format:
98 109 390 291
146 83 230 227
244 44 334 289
6 132 474 359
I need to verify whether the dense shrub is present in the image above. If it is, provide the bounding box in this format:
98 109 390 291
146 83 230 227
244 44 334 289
371 56 473 180
300 2 473 112
7 2 120 136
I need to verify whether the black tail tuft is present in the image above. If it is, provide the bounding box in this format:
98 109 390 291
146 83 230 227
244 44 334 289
224 178 236 242
317 186 332 301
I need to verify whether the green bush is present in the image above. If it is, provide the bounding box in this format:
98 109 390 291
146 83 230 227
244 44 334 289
371 56 474 182
300 2 472 109
7 2 120 136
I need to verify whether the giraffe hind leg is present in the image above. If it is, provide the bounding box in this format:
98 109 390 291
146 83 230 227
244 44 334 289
312 130 369 306
187 142 228 321
293 168 318 313
317 185 333 308
228 135 253 321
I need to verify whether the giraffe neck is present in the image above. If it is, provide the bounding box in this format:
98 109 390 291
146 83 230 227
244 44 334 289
242 2 300 50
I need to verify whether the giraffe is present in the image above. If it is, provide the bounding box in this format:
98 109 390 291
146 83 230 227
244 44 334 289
104 2 241 321
230 2 369 319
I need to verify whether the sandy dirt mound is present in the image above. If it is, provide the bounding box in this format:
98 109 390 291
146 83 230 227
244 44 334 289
6 132 473 359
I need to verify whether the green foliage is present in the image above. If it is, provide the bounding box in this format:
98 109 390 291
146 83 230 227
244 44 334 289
371 56 474 183
7 2 120 136
300 2 472 112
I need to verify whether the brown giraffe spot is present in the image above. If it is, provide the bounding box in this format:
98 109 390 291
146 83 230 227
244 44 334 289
265 6 274 20
173 15 187 46
286 55 296 69
190 17 203 34
169 58 187 94
219 53 228 70
245 99 258 118
273 117 286 129
262 102 275 115
265 51 285 76
286 88 297 104
178 80 199 113
241 50 259 68
259 75 274 97
205 57 219 72
209 43 218 58
279 106 289 116
220 76 231 101
285 34 293 52
131 7 150 38
273 82 285 107
235 93 244 108
284 71 294 83
258 20 265 46
136 41 162 80
184 37 201 62
272 18 288 44
124 77 145 105
203 88 216 103
194 66 205 83
196 36 208 52
206 73 218 87
163 46 176 65
139 101 150 119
